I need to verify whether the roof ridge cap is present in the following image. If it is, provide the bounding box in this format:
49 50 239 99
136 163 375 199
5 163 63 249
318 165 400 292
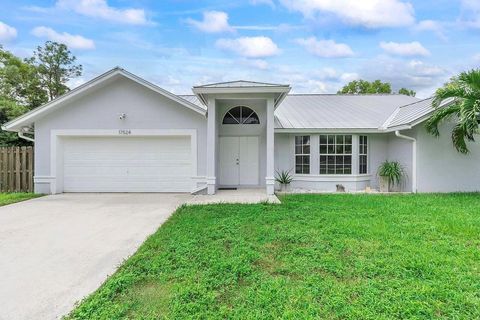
397 96 433 109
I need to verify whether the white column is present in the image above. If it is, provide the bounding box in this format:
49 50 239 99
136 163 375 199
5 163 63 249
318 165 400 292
266 98 275 195
206 98 216 194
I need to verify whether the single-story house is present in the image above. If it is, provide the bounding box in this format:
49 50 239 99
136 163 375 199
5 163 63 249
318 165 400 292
2 67 479 195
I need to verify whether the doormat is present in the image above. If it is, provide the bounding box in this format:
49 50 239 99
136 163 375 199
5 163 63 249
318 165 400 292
218 187 237 190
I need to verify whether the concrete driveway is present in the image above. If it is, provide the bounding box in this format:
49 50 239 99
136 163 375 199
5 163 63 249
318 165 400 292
0 193 191 320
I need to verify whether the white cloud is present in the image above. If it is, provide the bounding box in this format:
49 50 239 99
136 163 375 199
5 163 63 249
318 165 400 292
186 11 234 33
413 20 446 40
216 36 280 58
32 26 95 50
0 21 17 42
361 57 447 97
250 0 275 8
242 59 269 70
280 0 414 28
296 37 354 58
461 0 480 28
56 0 148 25
379 41 430 57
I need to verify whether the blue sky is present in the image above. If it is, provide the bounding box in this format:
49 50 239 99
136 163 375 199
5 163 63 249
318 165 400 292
0 0 479 97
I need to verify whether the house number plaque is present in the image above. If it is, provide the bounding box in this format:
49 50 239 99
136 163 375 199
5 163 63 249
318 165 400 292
118 129 132 135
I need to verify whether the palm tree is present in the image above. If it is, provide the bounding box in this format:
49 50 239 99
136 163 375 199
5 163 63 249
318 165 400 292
425 69 480 154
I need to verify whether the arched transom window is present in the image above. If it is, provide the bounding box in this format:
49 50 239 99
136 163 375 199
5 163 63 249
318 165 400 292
222 106 260 124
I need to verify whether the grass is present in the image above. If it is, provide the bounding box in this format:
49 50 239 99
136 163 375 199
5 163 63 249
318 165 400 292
0 192 41 206
68 194 480 319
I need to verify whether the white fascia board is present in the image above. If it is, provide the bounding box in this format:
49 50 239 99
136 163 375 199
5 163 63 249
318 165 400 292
274 128 381 134
192 86 290 95
2 68 206 132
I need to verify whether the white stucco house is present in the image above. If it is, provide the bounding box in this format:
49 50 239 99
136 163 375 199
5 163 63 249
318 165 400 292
2 67 480 195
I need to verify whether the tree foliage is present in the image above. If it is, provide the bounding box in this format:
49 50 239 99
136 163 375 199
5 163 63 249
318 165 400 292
425 69 480 154
338 79 392 94
28 41 82 100
338 79 416 96
398 87 416 96
0 42 82 146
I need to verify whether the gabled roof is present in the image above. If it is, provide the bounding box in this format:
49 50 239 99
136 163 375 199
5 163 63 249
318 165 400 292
382 97 455 130
192 80 291 109
2 67 207 132
275 94 420 131
194 80 288 88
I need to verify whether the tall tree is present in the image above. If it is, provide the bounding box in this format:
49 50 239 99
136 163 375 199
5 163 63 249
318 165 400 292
338 79 392 94
28 41 82 100
425 69 480 154
0 46 47 109
0 42 82 146
398 87 416 96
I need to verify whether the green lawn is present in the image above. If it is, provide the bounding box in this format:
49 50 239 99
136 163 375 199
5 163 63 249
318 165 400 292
69 194 480 319
0 192 41 206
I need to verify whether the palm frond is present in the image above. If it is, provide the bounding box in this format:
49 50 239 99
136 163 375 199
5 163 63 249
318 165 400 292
458 69 480 93
425 103 461 137
427 68 480 153
432 84 465 108
451 123 469 154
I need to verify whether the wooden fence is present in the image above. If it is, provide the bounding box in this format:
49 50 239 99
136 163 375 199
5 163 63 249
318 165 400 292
0 147 34 192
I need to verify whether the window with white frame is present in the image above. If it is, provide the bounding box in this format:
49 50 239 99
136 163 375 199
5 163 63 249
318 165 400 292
319 135 352 174
359 135 368 174
295 136 310 174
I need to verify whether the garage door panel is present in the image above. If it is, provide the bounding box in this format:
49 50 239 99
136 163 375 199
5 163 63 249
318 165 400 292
62 136 193 192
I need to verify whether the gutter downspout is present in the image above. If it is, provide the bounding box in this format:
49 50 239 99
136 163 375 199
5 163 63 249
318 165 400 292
395 130 416 193
18 127 35 143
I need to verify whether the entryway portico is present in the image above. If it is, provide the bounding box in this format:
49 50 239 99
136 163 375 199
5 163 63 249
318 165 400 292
193 81 290 195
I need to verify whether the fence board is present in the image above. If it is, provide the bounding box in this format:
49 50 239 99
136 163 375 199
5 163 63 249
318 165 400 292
0 147 34 192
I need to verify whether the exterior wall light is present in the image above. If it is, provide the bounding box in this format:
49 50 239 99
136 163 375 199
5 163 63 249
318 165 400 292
119 113 127 120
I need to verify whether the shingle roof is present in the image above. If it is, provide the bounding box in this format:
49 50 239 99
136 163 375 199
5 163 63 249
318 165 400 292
275 94 420 130
194 80 288 88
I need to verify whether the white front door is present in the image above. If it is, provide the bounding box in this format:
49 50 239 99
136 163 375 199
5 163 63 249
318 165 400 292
219 136 259 186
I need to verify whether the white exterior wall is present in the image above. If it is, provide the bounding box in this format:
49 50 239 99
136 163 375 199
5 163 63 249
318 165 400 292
386 131 414 192
414 123 480 192
34 77 207 194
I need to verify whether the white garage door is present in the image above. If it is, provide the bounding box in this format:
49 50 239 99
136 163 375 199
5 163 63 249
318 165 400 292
62 136 193 192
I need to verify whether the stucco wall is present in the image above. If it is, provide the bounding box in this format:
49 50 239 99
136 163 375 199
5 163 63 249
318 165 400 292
414 123 480 192
34 77 207 193
386 132 414 192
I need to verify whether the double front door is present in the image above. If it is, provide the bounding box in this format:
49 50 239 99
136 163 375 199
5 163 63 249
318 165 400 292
219 136 259 186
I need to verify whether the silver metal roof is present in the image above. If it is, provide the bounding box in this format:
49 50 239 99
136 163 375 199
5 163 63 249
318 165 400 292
275 94 420 130
178 95 206 110
385 97 455 129
194 80 288 88
385 98 434 129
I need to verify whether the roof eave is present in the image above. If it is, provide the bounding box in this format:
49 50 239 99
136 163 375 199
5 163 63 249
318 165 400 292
2 68 206 132
192 86 291 95
274 128 382 133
